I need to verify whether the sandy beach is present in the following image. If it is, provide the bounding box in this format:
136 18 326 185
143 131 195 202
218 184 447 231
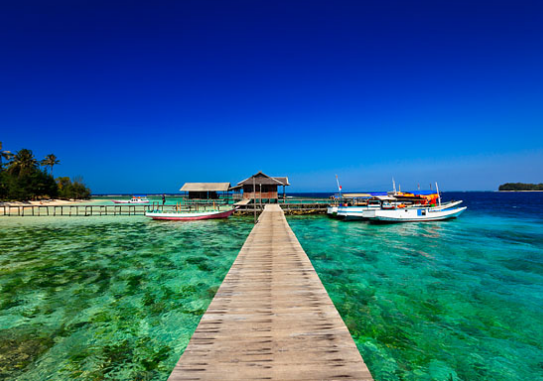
0 199 93 207
0 199 101 215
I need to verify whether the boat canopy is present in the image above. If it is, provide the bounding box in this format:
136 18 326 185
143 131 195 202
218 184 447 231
374 195 397 201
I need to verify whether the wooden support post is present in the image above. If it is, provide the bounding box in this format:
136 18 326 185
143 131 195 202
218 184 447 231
253 177 257 224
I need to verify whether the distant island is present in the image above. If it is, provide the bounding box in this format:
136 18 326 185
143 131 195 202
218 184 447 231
499 183 543 191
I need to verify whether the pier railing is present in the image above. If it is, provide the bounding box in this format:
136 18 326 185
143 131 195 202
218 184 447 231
0 202 232 217
1 199 332 217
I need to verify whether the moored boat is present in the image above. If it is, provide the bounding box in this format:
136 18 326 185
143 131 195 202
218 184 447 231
112 195 150 204
145 208 236 221
365 205 467 222
366 183 467 222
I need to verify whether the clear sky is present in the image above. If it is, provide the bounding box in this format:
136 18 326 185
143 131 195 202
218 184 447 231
1 0 542 193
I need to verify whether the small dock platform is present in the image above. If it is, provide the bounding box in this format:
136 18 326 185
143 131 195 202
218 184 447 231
168 204 373 381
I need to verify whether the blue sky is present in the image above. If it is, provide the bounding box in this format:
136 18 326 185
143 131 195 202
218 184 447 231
1 0 542 193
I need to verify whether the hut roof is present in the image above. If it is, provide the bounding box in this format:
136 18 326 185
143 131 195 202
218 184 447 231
237 171 290 186
273 177 290 186
180 183 231 192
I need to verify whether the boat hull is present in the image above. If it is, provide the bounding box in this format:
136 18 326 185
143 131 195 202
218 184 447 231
326 206 339 217
145 208 236 221
367 206 467 223
337 206 381 220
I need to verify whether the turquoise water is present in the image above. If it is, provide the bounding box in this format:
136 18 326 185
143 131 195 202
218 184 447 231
0 216 253 380
289 195 543 381
1 192 543 381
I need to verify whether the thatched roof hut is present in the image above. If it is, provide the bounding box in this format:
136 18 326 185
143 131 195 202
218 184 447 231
235 172 289 201
180 182 231 199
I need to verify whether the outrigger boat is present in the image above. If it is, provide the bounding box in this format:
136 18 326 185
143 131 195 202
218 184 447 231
366 205 467 222
145 207 236 221
112 195 150 204
365 183 467 223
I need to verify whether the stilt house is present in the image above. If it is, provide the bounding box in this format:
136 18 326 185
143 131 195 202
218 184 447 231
234 172 289 202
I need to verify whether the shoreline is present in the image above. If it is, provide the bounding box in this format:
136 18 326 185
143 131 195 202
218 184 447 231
0 199 96 207
498 190 543 193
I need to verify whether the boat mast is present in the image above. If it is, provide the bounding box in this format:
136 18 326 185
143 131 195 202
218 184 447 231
435 182 441 207
392 178 397 195
336 175 342 198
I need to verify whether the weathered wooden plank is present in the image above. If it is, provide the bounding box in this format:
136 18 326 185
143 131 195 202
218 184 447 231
168 204 373 381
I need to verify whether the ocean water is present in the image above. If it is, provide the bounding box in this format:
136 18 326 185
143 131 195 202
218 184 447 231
1 192 542 381
0 216 253 380
289 192 543 381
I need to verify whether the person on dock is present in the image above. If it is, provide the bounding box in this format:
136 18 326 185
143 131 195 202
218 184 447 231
162 194 166 205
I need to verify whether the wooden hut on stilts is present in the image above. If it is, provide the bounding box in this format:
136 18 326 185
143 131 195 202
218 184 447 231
231 171 290 204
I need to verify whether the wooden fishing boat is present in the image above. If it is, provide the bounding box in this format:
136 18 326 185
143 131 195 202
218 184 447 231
145 208 236 221
366 205 467 223
112 195 150 204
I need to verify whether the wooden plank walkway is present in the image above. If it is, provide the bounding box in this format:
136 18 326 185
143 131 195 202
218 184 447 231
168 204 374 381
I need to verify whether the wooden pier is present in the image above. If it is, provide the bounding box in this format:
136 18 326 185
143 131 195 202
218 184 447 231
0 201 329 217
168 204 373 381
0 203 165 217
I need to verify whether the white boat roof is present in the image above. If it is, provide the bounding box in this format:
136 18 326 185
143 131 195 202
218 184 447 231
374 195 397 201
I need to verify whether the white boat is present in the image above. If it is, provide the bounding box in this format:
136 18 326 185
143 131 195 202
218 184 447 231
327 206 339 216
145 208 236 221
366 205 467 222
367 183 467 222
339 196 465 221
112 195 150 204
337 203 382 220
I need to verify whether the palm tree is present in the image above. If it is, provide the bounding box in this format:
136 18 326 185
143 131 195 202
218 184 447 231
0 141 14 171
8 149 39 176
41 154 60 175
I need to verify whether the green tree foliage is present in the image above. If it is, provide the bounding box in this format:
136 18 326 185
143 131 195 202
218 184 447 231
57 176 91 200
0 144 91 201
41 154 60 175
0 141 14 170
499 183 543 191
8 149 39 176
0 148 58 200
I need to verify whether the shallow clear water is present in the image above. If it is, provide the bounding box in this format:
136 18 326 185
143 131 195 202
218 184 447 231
1 192 542 381
289 192 543 381
0 216 253 380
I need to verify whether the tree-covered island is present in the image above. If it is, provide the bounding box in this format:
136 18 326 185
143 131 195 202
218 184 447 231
499 183 543 191
0 142 91 201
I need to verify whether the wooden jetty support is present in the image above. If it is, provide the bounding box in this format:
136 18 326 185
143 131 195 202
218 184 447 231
168 204 373 381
